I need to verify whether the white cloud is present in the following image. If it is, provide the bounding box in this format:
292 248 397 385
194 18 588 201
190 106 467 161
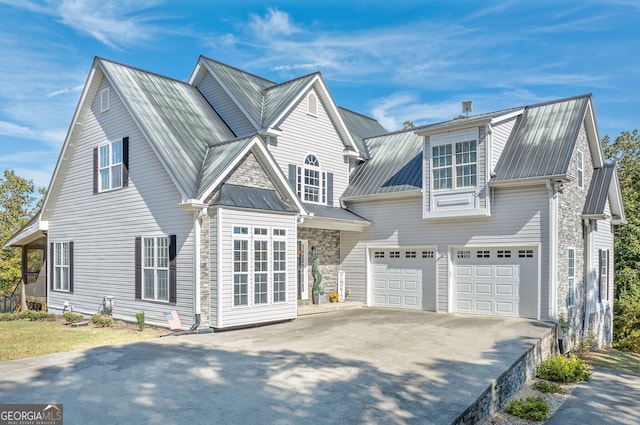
249 8 301 40
370 93 461 131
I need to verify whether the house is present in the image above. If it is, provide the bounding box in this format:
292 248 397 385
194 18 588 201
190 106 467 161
5 56 624 348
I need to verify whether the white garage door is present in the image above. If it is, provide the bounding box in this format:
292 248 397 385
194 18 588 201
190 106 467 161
453 248 537 318
371 249 437 310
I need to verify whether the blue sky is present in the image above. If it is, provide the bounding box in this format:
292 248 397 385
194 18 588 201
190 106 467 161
0 0 638 190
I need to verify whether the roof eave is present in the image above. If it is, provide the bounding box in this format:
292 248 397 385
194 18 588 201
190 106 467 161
488 175 570 188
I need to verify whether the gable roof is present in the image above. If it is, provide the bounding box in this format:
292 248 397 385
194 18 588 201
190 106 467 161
343 129 423 200
492 94 592 183
338 107 387 159
583 163 626 224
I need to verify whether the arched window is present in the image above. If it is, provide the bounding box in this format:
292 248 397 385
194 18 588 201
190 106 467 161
307 92 318 116
303 154 321 202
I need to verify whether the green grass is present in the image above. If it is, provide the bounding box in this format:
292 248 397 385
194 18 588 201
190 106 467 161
584 348 640 373
533 380 563 394
0 319 165 362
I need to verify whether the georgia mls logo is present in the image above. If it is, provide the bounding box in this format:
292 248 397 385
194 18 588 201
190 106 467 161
0 403 63 425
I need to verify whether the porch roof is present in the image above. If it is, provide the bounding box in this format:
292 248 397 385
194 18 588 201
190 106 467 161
4 211 47 248
300 203 371 231
210 184 298 213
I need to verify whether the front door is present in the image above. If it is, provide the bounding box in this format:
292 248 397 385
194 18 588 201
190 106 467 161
297 240 309 300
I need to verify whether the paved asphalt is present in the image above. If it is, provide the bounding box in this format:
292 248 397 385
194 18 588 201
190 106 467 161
545 366 640 425
0 308 552 425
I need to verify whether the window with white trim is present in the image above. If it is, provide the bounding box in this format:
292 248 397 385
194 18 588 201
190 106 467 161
599 249 609 303
389 251 400 258
273 231 287 303
99 140 123 191
457 250 470 259
405 251 417 258
233 227 249 306
577 150 584 189
497 250 511 258
374 251 385 258
568 248 575 307
54 242 70 291
422 251 434 258
299 154 325 203
432 139 477 190
254 228 268 305
476 250 490 258
143 236 169 302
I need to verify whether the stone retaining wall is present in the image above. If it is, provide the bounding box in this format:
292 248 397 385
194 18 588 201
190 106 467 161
452 324 557 425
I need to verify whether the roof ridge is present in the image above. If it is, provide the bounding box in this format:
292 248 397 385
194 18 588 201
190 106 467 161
96 56 191 86
207 134 258 147
524 93 592 110
199 55 276 86
263 72 319 92
338 106 378 122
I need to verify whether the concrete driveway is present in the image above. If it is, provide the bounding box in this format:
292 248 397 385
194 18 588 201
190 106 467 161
0 308 552 425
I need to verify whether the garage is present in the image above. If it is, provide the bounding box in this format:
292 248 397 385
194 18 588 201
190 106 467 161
453 247 538 318
370 249 437 310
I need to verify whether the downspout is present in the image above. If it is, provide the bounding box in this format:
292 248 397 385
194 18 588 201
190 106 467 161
546 179 558 321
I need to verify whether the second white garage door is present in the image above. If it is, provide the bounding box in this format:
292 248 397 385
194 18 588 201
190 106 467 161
453 248 538 318
371 249 437 311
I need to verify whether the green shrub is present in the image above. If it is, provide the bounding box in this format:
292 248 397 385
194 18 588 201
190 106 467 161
505 396 550 421
533 380 563 394
537 354 592 383
91 315 114 328
0 313 19 321
63 312 85 323
613 283 640 353
20 310 56 321
135 311 145 331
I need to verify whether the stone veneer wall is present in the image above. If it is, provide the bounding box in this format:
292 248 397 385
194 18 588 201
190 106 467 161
557 124 593 350
298 228 340 300
452 325 557 425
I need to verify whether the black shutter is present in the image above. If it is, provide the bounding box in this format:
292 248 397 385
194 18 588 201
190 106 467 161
49 242 54 290
327 172 334 206
93 147 98 194
68 242 74 293
122 137 129 188
135 237 142 300
169 235 177 304
288 164 297 191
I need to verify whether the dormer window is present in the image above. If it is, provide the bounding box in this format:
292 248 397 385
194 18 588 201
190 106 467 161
307 92 318 116
432 139 477 190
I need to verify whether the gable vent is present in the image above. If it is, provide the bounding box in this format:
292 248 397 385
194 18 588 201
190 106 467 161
100 88 110 113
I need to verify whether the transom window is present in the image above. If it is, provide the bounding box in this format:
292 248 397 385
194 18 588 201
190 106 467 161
143 236 169 302
432 140 477 190
99 140 123 191
54 242 70 291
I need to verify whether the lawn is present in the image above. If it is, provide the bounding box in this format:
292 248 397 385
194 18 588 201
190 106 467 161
0 319 166 362
583 348 640 373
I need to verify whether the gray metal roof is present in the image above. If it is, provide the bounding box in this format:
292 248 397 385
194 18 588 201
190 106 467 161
338 107 387 159
195 137 255 199
99 58 236 198
583 163 615 216
343 129 422 199
493 95 590 182
303 203 370 223
263 74 317 126
415 107 523 136
211 184 298 213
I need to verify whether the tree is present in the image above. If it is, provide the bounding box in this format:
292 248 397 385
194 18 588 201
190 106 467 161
603 129 640 352
402 120 415 130
0 170 42 294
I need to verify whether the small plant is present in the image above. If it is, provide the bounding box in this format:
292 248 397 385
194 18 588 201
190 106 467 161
63 312 84 323
537 353 592 383
580 330 597 353
329 293 340 302
533 380 563 394
20 310 56 321
0 313 19 321
135 311 145 331
505 396 550 421
558 313 570 335
91 315 114 328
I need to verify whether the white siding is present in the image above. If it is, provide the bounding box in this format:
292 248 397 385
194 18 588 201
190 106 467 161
214 208 297 328
269 88 350 203
593 201 614 302
196 72 255 137
342 186 549 317
491 116 518 171
47 76 196 329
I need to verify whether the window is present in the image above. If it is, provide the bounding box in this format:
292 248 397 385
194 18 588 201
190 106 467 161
100 88 110 112
254 240 268 304
457 250 470 259
307 92 318 116
405 251 417 258
497 250 511 258
422 251 434 258
476 250 490 258
98 140 123 191
142 236 170 302
390 251 400 258
519 249 534 258
432 140 477 190
599 249 609 303
301 154 323 203
568 248 575 307
273 240 286 303
577 150 584 189
374 251 385 258
53 242 72 292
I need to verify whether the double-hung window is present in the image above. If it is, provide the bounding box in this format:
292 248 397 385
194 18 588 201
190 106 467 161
301 154 324 203
99 140 123 191
254 228 268 305
53 242 71 291
432 139 477 190
143 236 169 302
233 227 249 306
568 248 575 307
273 229 287 303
